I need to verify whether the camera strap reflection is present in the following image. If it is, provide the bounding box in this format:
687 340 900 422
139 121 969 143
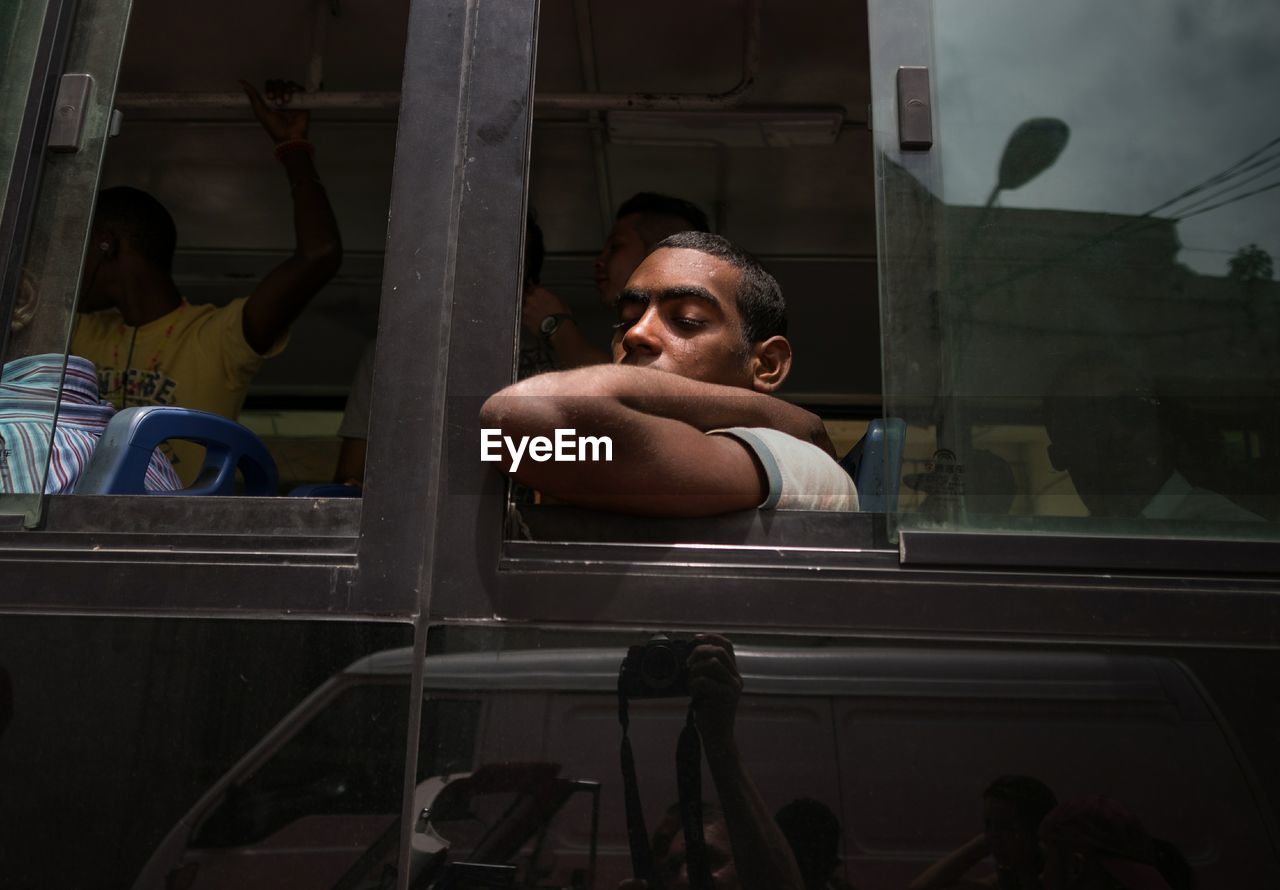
618 680 713 890
676 707 712 890
618 686 656 884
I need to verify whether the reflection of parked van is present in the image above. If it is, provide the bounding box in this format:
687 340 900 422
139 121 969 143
134 645 1280 890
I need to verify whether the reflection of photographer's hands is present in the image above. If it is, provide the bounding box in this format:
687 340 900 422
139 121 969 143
688 633 742 751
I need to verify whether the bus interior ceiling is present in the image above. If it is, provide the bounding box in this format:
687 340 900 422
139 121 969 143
103 0 879 479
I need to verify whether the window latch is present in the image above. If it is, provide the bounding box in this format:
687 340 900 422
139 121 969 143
896 66 933 151
48 73 94 153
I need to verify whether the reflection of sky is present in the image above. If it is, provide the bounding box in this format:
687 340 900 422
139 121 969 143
934 0 1280 276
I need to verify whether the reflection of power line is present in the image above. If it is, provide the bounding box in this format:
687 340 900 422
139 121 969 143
1100 135 1280 228
1178 134 1280 197
1180 246 1251 255
1173 179 1280 223
957 134 1280 296
1067 138 1280 245
1166 154 1280 218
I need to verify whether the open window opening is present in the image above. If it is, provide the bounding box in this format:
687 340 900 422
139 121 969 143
494 0 883 548
2 0 407 513
100 0 406 493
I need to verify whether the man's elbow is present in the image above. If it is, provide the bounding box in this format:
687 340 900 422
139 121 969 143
482 390 554 438
479 392 512 432
293 231 345 280
298 239 343 280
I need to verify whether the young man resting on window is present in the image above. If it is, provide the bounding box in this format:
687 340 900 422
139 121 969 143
480 232 859 517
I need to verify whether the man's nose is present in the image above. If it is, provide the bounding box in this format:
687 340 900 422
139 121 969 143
621 308 662 355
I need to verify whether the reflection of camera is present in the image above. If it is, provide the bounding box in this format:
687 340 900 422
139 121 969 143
620 634 693 698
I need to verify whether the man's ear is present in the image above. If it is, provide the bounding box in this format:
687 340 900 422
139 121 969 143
749 335 792 393
94 230 119 261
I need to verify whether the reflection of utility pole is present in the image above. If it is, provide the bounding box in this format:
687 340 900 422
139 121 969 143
977 118 1069 231
934 118 1069 522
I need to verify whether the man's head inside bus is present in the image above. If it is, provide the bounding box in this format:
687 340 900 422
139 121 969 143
775 798 843 890
596 192 711 307
1043 354 1169 517
982 774 1058 876
78 186 179 320
612 231 791 393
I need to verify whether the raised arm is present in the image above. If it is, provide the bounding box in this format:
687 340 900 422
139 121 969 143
239 80 343 355
479 364 829 516
689 635 806 890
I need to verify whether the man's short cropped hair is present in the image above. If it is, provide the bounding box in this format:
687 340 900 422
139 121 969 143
654 230 786 344
617 192 711 249
94 186 178 274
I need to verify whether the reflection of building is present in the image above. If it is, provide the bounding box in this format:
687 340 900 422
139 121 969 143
881 158 1280 518
943 204 1280 402
946 204 1280 515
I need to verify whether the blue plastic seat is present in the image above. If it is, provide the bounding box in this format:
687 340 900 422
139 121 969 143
75 406 278 496
839 417 907 512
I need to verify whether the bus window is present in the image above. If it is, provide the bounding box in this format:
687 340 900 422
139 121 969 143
873 0 1280 541
482 0 1280 557
489 0 879 545
2 0 406 504
93 0 405 492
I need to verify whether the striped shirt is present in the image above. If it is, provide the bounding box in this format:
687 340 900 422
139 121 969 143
0 354 183 494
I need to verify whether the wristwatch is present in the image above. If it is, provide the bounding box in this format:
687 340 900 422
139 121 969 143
539 313 572 338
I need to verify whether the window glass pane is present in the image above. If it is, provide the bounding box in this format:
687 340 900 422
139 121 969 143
0 0 51 207
877 0 1280 539
0 615 412 888
1 0 130 523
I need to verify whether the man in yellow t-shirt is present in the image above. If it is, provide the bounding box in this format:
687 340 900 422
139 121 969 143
72 80 342 483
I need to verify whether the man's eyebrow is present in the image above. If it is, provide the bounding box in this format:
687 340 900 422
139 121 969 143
656 285 721 308
616 284 721 309
616 287 648 308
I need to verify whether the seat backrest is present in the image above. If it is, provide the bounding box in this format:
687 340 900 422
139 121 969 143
75 406 278 496
839 417 907 512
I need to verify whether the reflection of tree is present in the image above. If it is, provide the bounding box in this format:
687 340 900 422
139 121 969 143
1228 243 1274 283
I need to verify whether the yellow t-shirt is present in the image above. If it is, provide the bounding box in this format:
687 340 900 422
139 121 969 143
71 298 285 484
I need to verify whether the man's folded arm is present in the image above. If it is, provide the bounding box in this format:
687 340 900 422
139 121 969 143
480 366 776 516
487 365 829 442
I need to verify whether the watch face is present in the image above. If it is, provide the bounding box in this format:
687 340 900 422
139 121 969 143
540 314 561 335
